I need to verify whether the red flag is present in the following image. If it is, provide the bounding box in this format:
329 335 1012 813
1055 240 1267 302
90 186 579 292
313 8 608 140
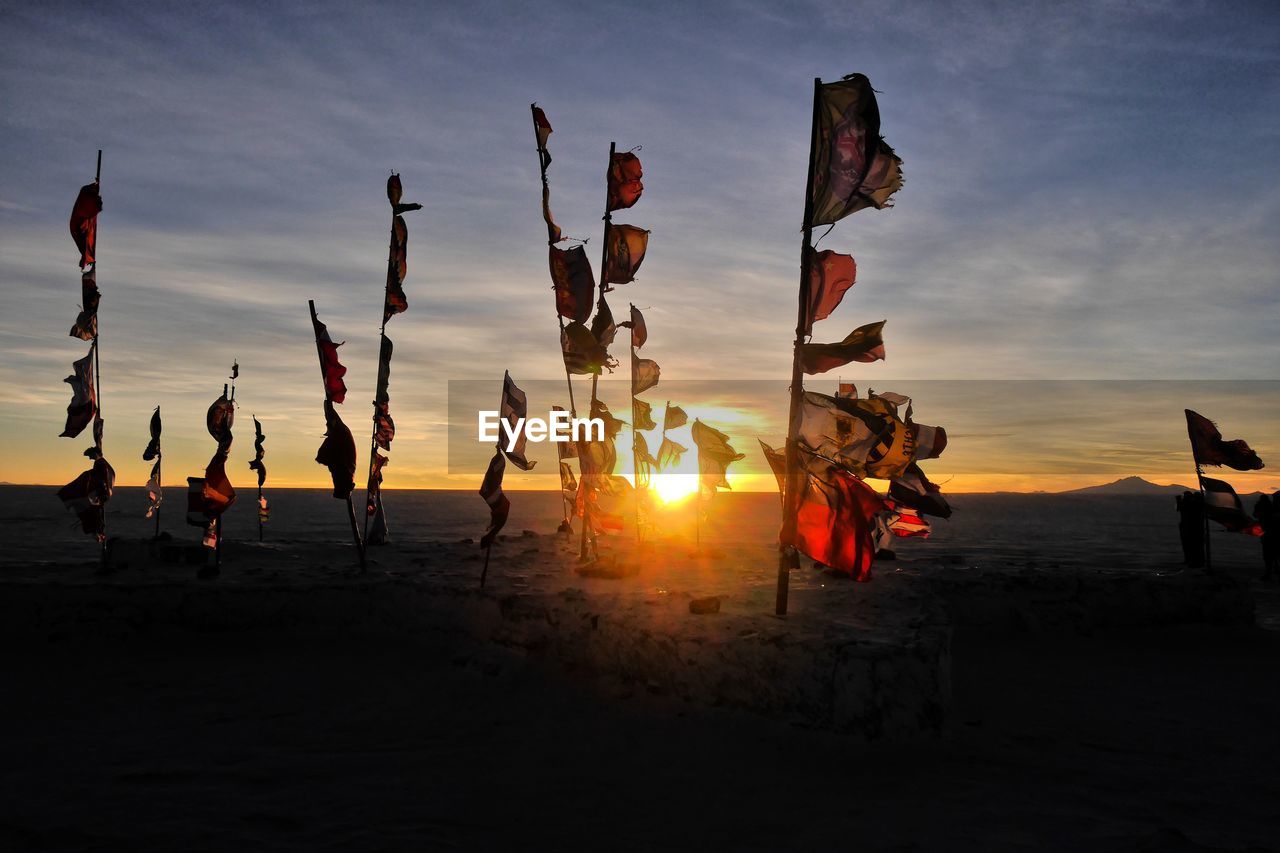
201 451 237 520
1186 409 1264 471
373 402 395 451
316 398 357 498
784 452 886 582
805 250 856 334
607 152 643 211
57 456 114 541
69 182 102 269
550 244 594 324
310 308 348 404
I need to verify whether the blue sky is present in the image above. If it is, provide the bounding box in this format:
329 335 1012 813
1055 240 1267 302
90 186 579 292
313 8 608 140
1 0 1277 489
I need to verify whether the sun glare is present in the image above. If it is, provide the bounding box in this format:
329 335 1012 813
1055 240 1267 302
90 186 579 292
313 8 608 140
653 474 698 504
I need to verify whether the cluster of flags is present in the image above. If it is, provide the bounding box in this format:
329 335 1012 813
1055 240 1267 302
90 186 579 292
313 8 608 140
57 166 115 546
527 104 749 556
365 175 423 545
1185 409 1265 537
185 372 238 555
769 75 946 599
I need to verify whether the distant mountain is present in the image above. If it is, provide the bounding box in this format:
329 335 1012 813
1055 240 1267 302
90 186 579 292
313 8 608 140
1060 476 1193 496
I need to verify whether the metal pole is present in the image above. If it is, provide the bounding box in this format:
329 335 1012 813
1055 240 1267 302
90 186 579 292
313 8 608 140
776 78 823 616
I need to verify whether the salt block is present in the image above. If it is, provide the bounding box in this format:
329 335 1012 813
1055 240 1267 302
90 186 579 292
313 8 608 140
689 596 721 615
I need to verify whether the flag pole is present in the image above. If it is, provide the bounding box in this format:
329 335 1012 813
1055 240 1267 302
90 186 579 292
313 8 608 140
777 78 823 616
580 140 616 562
309 299 366 571
363 178 398 545
155 453 162 539
630 303 642 544
93 150 107 566
531 105 581 422
531 105 578 534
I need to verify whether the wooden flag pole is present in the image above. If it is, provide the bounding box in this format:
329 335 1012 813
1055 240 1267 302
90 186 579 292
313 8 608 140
93 150 107 567
531 105 578 535
777 78 823 617
1193 458 1212 572
630 304 642 544
364 177 399 545
530 105 581 422
309 299 366 571
154 440 162 540
579 141 617 562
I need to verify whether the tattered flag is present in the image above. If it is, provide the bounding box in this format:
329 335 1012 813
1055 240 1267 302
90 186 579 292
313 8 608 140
1200 476 1263 535
889 462 951 519
795 391 914 480
479 449 510 548
145 459 162 519
69 270 99 341
627 304 648 350
366 451 389 518
633 398 656 432
316 398 357 499
206 392 235 453
69 182 102 269
552 406 578 459
805 250 856 334
143 406 162 461
550 244 594 324
691 420 744 499
632 353 660 396
374 402 395 451
387 173 423 216
783 448 886 582
561 321 605 375
60 344 96 438
800 320 886 374
375 335 393 405
500 371 537 471
810 74 904 227
663 404 688 432
604 224 649 284
759 439 787 495
385 215 410 320
657 436 687 470
248 416 267 488
1186 409 1264 471
57 456 114 541
310 307 349 403
607 151 644 211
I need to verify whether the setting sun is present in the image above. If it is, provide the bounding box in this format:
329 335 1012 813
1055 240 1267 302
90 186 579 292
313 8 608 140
652 473 697 504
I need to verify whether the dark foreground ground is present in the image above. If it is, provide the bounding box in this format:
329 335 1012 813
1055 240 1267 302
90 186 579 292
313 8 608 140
1 621 1278 852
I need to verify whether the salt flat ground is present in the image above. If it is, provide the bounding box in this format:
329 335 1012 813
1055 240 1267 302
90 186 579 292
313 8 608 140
1 487 1278 851
1 624 1277 851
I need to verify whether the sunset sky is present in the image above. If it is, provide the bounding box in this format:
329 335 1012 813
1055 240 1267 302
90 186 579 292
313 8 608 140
1 0 1277 492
